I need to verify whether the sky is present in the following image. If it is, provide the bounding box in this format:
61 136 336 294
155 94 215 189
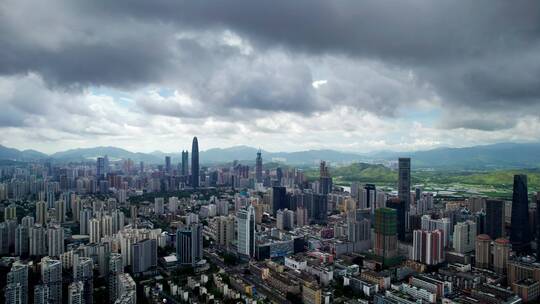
1 0 540 154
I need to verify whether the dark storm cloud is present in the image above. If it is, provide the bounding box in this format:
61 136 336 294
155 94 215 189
0 0 539 129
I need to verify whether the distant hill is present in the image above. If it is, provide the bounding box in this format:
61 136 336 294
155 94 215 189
1 142 540 169
0 145 48 161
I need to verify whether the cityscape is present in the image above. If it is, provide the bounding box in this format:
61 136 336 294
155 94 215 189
1 1 540 304
0 136 539 304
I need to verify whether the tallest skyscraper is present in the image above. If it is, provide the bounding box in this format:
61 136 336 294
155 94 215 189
510 174 531 254
191 137 199 188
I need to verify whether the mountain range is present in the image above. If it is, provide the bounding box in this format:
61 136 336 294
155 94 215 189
1 142 539 170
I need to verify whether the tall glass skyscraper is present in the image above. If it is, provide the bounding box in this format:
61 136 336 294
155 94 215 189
255 150 263 183
181 150 189 176
510 174 531 254
191 137 199 188
398 158 411 212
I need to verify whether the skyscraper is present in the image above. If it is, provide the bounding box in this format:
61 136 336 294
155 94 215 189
387 197 406 241
30 224 47 256
41 257 62 304
176 224 203 266
319 161 332 195
272 186 288 215
132 238 157 273
255 150 263 183
311 193 328 225
217 216 235 249
15 225 29 256
374 208 399 266
89 218 100 243
486 199 504 239
36 201 48 225
510 174 531 254
181 150 189 176
237 205 255 258
398 158 411 212
536 192 540 259
165 156 171 174
191 137 199 188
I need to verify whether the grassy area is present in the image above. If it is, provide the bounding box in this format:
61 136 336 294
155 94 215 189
305 163 540 197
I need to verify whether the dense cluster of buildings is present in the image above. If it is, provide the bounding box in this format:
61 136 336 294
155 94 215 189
0 137 539 303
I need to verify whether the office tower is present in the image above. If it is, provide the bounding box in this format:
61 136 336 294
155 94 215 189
96 156 108 178
74 256 93 304
398 157 411 211
5 203 17 221
181 150 189 176
537 192 540 259
109 253 124 302
374 208 399 266
277 209 294 230
275 167 283 185
217 216 235 249
311 193 328 225
89 218 100 243
165 156 171 174
131 238 157 273
36 201 48 225
511 174 531 254
453 220 476 253
6 261 28 304
237 205 255 258
493 238 510 274
468 196 487 213
68 281 84 304
475 234 491 269
54 200 66 223
387 197 406 241
191 137 199 188
486 199 504 239
47 224 64 257
30 224 46 256
34 285 49 304
413 229 445 265
256 150 263 183
15 224 29 256
176 224 203 266
319 161 332 195
41 257 62 304
79 209 92 235
154 197 164 215
272 186 288 215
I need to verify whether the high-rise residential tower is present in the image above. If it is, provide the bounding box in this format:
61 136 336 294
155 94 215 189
191 137 199 188
41 257 62 304
510 174 531 254
6 261 28 304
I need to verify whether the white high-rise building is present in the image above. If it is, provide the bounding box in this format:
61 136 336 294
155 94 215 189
54 200 66 223
47 224 64 257
421 215 452 247
79 209 92 235
452 220 477 253
109 253 124 302
276 209 295 230
36 201 48 225
41 257 62 304
154 197 164 215
33 285 49 304
236 205 255 257
116 273 136 304
15 224 29 256
21 215 34 229
101 215 113 237
413 229 445 265
89 218 101 243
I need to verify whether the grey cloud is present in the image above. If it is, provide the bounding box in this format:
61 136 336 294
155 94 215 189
1 0 539 131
